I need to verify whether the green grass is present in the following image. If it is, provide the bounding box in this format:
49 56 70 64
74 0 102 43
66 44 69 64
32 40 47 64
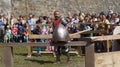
0 46 85 67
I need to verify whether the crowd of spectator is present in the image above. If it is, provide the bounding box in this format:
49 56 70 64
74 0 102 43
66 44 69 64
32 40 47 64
0 7 120 53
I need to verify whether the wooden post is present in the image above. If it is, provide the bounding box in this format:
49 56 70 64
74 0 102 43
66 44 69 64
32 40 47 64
85 42 95 67
27 39 31 57
76 47 81 57
2 47 13 67
27 46 31 57
27 24 32 57
107 40 110 52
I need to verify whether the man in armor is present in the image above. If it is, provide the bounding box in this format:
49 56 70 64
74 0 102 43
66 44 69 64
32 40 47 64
53 10 71 64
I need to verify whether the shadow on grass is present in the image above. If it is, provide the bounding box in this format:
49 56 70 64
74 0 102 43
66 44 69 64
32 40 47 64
14 53 54 56
14 53 27 56
25 59 54 64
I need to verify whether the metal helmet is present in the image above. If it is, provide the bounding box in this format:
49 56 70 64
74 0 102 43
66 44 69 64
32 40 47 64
53 23 70 43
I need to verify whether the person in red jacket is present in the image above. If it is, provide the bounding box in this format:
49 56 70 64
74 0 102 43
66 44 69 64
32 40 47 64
53 10 71 64
11 24 18 42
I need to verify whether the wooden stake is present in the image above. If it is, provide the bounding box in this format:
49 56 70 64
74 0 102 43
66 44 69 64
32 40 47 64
2 47 13 67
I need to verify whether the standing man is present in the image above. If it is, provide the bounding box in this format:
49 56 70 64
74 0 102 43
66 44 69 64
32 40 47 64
0 14 6 40
27 13 36 33
53 10 71 64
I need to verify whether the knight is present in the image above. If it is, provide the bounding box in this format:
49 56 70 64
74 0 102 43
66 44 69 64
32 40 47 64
52 10 71 64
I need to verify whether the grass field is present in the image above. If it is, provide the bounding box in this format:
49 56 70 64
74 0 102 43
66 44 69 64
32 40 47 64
0 46 85 67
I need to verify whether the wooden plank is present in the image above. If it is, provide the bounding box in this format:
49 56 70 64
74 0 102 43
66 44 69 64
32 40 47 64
85 43 95 67
86 35 120 41
29 34 81 39
70 29 92 36
32 50 79 56
0 41 87 46
33 51 54 53
28 24 51 26
28 22 117 26
32 51 56 57
28 29 92 39
82 30 106 34
29 34 52 39
2 47 13 67
28 30 107 39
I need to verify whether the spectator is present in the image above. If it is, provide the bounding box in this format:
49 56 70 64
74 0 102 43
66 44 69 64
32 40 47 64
33 25 42 57
48 25 53 34
27 13 36 32
42 16 47 25
18 26 24 42
4 25 12 43
10 14 17 27
46 17 53 24
17 15 25 30
11 24 18 42
101 14 110 33
36 16 43 24
33 25 41 34
22 15 27 25
107 6 113 14
67 12 72 19
66 17 72 28
71 13 79 24
23 29 29 42
0 14 6 40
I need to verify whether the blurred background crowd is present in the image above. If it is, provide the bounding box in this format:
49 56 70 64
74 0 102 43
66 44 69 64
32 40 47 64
0 7 120 53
